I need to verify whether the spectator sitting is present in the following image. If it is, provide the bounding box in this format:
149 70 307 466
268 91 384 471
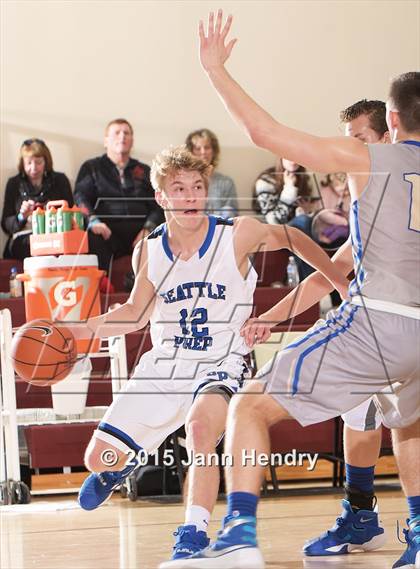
288 176 351 282
74 118 164 287
317 171 351 214
253 157 313 224
289 172 350 240
1 138 73 259
185 128 238 217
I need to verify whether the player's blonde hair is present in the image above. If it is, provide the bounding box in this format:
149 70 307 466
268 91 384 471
151 145 212 192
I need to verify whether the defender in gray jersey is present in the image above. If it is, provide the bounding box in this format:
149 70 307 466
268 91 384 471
251 101 392 558
169 12 419 569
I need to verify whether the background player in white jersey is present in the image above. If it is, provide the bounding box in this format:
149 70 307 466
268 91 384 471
169 12 419 569
68 146 348 563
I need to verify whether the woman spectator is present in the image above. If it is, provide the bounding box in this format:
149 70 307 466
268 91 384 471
185 128 238 217
288 172 350 283
1 139 73 259
253 157 313 224
318 172 351 214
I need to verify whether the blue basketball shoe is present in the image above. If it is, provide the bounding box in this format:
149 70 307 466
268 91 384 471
303 499 386 556
158 525 210 568
160 515 265 568
78 459 138 511
392 516 420 569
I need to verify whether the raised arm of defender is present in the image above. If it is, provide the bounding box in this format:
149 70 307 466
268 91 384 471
199 10 370 176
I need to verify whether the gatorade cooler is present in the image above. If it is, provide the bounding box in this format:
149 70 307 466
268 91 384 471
20 255 104 354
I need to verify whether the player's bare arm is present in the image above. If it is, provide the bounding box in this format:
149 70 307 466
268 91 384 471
70 239 156 340
233 216 349 299
199 11 370 181
241 240 354 347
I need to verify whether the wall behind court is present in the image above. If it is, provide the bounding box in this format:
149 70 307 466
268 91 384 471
1 0 419 254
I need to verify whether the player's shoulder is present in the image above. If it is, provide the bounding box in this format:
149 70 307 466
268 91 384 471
232 215 262 231
132 236 150 276
232 216 265 251
147 222 166 240
366 140 418 171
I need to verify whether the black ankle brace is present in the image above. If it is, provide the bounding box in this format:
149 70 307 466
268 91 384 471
344 483 376 511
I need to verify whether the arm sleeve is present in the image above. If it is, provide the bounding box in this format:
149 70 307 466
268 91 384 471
74 161 99 219
1 178 25 235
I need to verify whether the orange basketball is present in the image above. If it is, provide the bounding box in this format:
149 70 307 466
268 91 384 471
11 319 77 386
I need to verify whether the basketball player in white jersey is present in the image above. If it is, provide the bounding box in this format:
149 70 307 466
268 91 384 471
70 146 348 562
168 12 419 569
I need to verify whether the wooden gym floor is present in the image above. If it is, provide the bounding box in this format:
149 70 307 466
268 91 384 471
1 489 408 569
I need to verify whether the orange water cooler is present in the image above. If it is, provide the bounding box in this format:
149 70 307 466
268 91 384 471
20 255 103 354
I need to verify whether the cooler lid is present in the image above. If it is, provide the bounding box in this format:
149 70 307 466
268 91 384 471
23 255 98 270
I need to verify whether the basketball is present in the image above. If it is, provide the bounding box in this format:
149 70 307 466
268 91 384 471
11 319 77 386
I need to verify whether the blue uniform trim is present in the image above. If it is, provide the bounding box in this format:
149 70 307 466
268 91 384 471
199 215 217 258
349 199 365 296
291 305 359 395
98 422 143 453
161 224 173 261
402 140 420 148
286 302 348 350
160 216 221 261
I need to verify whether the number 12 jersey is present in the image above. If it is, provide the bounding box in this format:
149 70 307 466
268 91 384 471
147 216 257 362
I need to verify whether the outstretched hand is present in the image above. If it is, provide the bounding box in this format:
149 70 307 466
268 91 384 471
240 317 274 349
199 10 237 72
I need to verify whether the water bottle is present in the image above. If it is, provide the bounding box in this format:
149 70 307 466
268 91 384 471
72 206 84 230
286 256 300 288
57 205 73 232
9 267 23 298
45 206 57 233
32 207 45 234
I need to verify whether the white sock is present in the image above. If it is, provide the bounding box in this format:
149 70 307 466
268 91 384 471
185 505 210 533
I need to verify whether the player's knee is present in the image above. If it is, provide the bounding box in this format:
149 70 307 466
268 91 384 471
186 418 218 451
84 450 103 472
230 391 264 419
84 440 124 472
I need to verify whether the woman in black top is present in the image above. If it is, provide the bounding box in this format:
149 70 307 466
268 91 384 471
1 139 73 259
